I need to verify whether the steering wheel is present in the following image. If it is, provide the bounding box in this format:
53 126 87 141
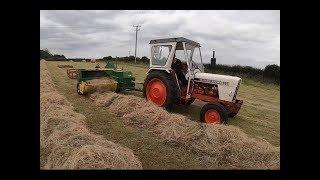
191 61 200 71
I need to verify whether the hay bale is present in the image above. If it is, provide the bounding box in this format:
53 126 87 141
86 78 118 93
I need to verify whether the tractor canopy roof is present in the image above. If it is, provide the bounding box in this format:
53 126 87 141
149 37 200 47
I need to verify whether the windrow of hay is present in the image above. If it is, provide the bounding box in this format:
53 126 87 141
57 64 74 68
90 92 280 169
40 60 142 169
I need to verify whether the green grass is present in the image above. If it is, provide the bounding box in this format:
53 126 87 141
45 61 280 168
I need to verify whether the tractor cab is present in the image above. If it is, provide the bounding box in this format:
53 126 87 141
144 37 243 124
149 37 203 76
149 37 205 98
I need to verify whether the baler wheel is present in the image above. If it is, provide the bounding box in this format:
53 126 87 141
200 103 228 124
77 82 85 95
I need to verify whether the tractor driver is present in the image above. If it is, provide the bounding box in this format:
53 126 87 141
172 54 188 85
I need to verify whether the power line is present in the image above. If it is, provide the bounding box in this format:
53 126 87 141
133 25 141 64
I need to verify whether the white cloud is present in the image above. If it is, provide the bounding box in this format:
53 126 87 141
40 10 280 68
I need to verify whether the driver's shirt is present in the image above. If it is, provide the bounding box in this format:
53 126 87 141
172 58 188 85
172 58 182 70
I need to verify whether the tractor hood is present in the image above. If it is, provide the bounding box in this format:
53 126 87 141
193 72 242 102
194 72 241 87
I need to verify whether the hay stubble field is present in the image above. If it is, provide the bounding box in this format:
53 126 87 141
44 60 280 169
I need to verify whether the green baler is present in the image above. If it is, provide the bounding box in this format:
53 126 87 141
76 62 135 95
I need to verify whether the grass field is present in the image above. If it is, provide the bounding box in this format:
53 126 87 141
45 60 280 169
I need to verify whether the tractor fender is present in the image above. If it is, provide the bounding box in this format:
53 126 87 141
146 68 181 95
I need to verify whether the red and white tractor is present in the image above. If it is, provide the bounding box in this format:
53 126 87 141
143 37 243 124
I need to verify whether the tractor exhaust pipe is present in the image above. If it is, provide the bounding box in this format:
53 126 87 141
211 50 216 73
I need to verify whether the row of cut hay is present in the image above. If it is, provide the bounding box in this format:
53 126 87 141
57 64 74 68
90 92 280 169
40 60 142 169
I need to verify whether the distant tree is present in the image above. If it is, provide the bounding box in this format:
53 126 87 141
128 56 135 62
141 56 150 63
263 64 280 82
40 49 52 59
52 54 67 61
40 49 67 61
103 56 113 61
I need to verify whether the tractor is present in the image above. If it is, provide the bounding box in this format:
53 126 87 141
72 37 243 124
143 37 243 124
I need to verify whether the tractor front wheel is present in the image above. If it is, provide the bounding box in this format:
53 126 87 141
143 71 179 109
200 103 228 124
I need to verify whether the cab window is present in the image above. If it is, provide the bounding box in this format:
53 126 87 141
151 45 171 66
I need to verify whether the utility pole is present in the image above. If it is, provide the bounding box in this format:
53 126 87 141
128 50 131 56
133 25 141 64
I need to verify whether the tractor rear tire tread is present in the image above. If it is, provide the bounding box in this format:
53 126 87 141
143 71 179 109
228 112 238 118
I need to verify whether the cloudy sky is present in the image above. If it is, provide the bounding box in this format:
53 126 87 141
40 10 280 68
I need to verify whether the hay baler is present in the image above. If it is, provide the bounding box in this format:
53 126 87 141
76 62 135 95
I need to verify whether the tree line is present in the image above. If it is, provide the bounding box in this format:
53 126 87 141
204 64 280 84
40 49 67 61
40 49 279 84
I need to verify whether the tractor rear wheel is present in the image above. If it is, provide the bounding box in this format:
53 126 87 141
200 103 228 124
228 112 238 118
143 71 179 109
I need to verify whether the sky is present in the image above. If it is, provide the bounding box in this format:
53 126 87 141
40 10 280 69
